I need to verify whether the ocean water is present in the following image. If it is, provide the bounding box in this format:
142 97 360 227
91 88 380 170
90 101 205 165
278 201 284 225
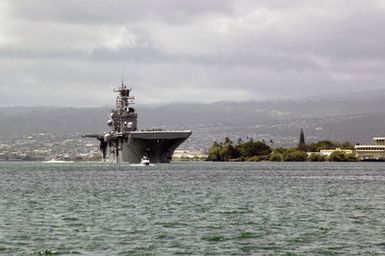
1 162 385 255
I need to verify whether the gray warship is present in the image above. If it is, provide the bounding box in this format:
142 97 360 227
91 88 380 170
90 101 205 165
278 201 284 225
85 82 192 163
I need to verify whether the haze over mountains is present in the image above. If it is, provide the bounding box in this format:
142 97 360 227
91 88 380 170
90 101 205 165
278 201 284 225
1 89 385 149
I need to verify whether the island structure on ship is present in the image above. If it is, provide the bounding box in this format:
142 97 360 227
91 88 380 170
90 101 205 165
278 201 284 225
84 82 192 163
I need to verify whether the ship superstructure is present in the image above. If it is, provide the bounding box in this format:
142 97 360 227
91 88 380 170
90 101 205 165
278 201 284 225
85 81 191 163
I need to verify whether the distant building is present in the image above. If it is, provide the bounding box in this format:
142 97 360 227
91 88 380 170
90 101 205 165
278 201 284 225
173 149 207 161
355 137 385 161
320 148 354 157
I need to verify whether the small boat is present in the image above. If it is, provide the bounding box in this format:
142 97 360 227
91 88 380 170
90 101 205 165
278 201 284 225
140 156 150 166
42 157 74 164
42 159 74 164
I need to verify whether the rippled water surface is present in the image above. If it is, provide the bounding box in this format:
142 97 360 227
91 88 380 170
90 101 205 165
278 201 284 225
1 162 385 255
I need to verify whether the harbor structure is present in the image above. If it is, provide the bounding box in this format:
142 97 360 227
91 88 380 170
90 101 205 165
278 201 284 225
355 137 385 161
319 148 354 157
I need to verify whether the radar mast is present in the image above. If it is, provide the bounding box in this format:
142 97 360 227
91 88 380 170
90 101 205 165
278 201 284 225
110 80 137 132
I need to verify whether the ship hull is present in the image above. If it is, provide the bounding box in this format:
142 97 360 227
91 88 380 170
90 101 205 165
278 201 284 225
106 131 191 163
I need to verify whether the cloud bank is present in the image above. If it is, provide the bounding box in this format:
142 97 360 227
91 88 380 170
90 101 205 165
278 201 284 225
1 0 385 106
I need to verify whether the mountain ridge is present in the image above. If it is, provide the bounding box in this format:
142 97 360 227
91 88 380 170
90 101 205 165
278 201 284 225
0 90 384 147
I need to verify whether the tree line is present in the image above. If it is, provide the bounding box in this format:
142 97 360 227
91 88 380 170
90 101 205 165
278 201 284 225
207 138 357 162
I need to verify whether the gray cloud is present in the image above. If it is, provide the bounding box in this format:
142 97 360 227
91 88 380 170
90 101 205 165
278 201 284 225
8 0 235 24
1 0 385 106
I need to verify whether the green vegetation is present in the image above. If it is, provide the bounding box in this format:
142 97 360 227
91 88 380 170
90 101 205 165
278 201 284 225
268 148 308 162
269 152 283 162
282 149 308 162
207 137 272 162
328 151 358 162
207 138 358 162
305 140 354 152
309 153 326 162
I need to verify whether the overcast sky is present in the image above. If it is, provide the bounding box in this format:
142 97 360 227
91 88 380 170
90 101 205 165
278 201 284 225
1 0 385 106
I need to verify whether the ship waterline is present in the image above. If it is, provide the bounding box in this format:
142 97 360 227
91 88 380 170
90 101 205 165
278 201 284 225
106 131 192 163
85 81 191 163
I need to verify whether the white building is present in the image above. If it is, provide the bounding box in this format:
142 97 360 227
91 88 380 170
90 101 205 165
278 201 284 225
319 148 353 157
355 137 385 161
